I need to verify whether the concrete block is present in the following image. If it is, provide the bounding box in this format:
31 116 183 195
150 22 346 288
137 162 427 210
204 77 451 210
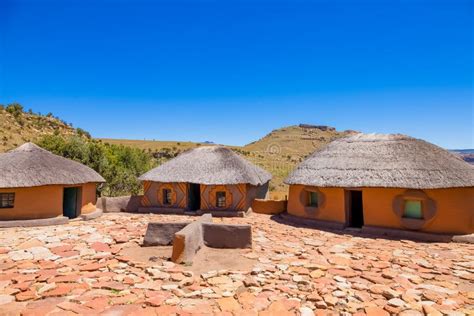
143 222 190 246
80 208 103 221
202 223 252 248
171 214 212 263
99 195 142 213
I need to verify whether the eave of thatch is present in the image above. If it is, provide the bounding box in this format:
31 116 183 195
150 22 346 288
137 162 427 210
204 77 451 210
285 133 474 189
0 143 105 188
139 146 272 186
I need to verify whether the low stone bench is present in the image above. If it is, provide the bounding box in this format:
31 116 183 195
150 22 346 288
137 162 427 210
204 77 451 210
202 223 252 249
143 222 191 246
143 214 252 264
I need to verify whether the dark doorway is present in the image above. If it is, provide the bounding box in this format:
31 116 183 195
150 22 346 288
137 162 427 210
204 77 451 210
63 187 80 219
347 190 364 228
188 183 201 211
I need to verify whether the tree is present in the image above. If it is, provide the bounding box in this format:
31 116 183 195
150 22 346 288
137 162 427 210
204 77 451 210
36 135 158 197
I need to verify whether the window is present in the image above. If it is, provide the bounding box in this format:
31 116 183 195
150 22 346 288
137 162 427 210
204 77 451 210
308 191 319 207
163 189 172 205
403 200 423 219
216 191 226 208
0 193 15 208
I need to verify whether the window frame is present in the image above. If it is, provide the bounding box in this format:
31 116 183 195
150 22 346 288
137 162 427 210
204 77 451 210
0 193 15 209
162 188 172 205
308 191 319 208
216 191 227 208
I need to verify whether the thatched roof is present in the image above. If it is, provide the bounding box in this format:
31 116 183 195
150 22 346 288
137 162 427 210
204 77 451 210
285 133 474 189
139 146 271 186
0 143 105 188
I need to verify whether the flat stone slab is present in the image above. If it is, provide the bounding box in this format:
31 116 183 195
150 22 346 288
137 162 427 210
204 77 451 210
143 222 190 246
80 209 103 221
142 214 253 264
202 223 252 249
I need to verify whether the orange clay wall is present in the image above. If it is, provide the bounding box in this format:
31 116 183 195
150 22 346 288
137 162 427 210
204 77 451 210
363 187 474 235
287 185 346 222
252 199 287 215
288 185 474 234
0 183 99 220
0 186 63 220
80 183 99 214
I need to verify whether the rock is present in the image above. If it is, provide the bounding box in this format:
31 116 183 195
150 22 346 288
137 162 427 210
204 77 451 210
38 283 57 294
310 270 325 279
299 306 315 316
161 284 178 291
243 277 259 287
217 297 241 312
9 250 33 261
387 298 406 308
207 276 232 285
365 306 390 316
91 242 111 252
0 294 14 305
29 247 55 260
382 288 400 299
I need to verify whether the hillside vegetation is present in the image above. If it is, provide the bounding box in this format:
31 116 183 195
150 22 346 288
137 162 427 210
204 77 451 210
1 104 355 196
0 103 79 152
0 104 156 196
101 125 354 195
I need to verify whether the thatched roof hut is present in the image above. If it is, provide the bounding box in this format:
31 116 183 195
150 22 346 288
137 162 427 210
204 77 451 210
285 133 474 189
0 143 105 188
139 146 271 185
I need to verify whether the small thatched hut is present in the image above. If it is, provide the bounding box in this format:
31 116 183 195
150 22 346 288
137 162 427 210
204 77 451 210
285 134 474 234
0 143 105 220
138 146 271 216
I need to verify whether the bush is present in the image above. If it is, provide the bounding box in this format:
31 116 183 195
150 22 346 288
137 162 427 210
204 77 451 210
36 135 158 197
6 103 23 118
76 128 91 139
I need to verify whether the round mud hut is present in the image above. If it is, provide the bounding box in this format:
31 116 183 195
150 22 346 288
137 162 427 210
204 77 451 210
138 146 272 217
0 143 105 221
285 133 474 235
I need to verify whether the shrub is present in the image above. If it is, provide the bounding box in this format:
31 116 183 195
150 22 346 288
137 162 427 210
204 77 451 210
36 135 158 197
6 103 23 118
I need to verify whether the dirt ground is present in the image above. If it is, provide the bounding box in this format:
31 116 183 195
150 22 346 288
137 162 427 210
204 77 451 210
0 213 473 315
120 243 257 275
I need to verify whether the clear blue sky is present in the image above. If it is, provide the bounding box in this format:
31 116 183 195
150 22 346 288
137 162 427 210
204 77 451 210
1 0 472 149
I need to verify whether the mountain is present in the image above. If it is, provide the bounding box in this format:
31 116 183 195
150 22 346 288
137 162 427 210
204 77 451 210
0 104 80 152
239 125 353 195
450 150 474 165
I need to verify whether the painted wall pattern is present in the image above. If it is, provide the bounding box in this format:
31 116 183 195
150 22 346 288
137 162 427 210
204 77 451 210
142 181 187 209
200 184 246 211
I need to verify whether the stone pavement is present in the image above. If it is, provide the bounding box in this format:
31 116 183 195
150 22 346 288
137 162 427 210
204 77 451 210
0 213 472 315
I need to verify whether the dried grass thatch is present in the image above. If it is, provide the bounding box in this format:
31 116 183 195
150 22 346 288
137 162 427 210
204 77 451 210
0 143 105 188
139 146 271 186
285 133 474 189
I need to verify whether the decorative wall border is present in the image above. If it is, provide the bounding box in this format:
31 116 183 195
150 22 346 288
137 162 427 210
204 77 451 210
157 183 178 207
209 185 234 210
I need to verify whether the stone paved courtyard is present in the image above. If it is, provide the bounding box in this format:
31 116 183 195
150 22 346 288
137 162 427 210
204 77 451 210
0 213 473 315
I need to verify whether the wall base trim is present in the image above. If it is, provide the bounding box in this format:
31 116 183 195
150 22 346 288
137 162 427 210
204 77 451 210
361 225 455 243
138 207 187 215
0 216 69 228
279 213 345 230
